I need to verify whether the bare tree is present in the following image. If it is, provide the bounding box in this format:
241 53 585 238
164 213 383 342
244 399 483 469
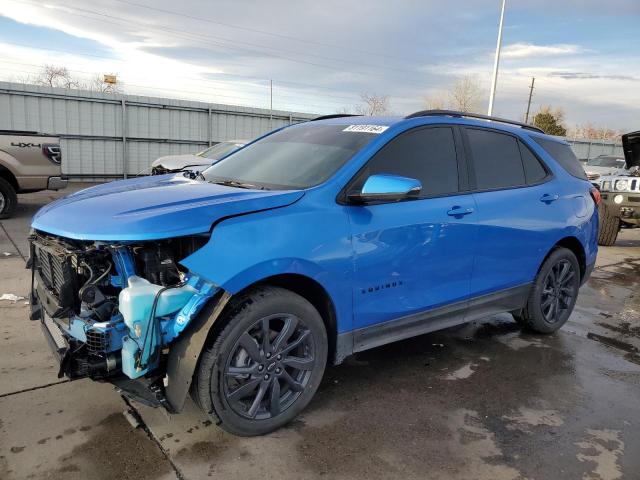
423 94 446 110
448 75 482 113
10 73 35 84
354 92 391 116
568 123 621 141
35 65 81 89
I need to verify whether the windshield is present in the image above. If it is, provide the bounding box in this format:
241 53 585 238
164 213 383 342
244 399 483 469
202 123 380 189
198 142 245 160
587 157 625 168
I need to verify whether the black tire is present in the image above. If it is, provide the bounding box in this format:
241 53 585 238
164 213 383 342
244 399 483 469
0 177 17 219
597 203 620 246
513 247 580 334
194 286 328 436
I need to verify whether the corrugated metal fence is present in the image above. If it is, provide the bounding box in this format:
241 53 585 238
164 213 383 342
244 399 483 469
0 81 625 177
566 139 624 159
0 81 314 178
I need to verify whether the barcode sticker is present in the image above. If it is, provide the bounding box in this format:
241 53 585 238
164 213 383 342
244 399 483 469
343 125 389 134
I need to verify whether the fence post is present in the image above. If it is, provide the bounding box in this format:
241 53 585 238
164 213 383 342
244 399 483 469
586 141 591 159
208 107 212 146
121 99 127 179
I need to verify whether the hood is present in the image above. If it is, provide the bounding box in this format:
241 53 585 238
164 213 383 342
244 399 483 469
622 130 640 169
585 165 626 176
151 154 211 171
32 175 304 241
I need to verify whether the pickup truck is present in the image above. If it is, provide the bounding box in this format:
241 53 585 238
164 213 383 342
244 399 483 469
0 130 67 218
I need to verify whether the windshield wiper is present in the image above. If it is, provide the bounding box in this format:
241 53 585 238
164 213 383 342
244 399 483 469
211 179 268 190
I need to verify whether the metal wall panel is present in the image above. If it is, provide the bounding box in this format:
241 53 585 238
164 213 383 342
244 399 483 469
4 81 624 178
567 139 624 159
0 81 313 178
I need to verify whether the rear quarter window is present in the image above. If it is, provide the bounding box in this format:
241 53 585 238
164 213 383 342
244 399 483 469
532 137 587 180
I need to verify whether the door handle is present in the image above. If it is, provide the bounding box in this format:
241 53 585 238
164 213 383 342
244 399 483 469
540 194 559 204
447 206 474 216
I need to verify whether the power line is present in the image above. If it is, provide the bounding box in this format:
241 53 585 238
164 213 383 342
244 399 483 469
0 63 348 112
114 0 416 63
14 0 430 89
0 39 360 102
20 0 418 79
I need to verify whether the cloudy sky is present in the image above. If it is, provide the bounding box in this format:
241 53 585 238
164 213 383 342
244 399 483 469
1 0 638 129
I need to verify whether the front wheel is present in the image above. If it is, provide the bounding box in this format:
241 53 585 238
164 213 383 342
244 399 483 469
513 247 580 334
0 177 17 219
597 203 620 246
194 286 327 436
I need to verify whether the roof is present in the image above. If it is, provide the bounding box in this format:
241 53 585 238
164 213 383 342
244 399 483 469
310 113 557 140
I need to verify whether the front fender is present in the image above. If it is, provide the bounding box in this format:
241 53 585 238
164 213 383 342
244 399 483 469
179 202 354 334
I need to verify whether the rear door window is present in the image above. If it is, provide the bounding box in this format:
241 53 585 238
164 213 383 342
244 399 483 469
465 129 526 190
532 137 587 180
519 141 548 184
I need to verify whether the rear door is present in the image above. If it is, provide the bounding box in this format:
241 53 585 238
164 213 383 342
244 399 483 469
347 125 478 335
463 127 559 299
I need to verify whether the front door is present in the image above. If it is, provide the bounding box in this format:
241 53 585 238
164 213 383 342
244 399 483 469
347 126 478 333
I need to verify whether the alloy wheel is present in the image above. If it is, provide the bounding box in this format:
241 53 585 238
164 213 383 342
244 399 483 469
0 190 5 213
223 314 315 420
540 259 576 324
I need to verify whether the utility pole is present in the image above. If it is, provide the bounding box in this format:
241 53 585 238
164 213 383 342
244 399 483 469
524 77 535 124
487 0 507 116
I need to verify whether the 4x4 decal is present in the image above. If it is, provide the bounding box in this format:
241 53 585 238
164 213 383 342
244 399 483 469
11 142 42 148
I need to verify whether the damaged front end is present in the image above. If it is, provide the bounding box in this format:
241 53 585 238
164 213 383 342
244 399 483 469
29 231 218 410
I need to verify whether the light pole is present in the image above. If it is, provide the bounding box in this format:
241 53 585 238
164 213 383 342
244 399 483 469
487 0 507 116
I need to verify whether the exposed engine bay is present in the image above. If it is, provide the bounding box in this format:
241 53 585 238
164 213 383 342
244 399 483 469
29 231 217 407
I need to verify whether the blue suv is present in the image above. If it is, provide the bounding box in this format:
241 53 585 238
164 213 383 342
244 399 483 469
30 110 599 435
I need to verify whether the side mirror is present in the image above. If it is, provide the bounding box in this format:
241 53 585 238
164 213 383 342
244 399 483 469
348 173 422 204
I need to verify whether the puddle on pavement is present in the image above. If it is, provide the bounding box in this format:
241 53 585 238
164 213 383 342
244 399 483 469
39 413 172 480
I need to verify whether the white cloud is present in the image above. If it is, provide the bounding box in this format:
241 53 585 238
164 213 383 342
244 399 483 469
502 43 583 59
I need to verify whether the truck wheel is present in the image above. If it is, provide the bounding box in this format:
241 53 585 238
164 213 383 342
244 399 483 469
194 286 328 436
0 177 17 219
598 203 620 246
513 247 580 334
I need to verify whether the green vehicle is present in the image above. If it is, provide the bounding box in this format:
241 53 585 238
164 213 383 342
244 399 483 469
597 130 640 246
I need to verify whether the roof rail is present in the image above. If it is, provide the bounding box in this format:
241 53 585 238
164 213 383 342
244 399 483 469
404 109 544 134
311 114 362 121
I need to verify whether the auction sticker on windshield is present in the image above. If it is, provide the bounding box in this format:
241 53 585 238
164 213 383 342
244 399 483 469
343 125 389 134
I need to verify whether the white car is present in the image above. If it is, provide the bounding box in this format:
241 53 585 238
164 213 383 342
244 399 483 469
151 140 247 175
583 155 626 184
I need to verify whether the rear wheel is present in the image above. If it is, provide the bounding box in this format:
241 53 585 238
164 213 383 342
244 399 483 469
0 177 17 219
598 203 620 246
194 286 327 436
513 247 580 334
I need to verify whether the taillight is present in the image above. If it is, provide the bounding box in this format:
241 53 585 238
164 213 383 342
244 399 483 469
42 143 61 164
590 186 602 205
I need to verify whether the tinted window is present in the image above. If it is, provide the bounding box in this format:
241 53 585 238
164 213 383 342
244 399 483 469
533 137 587 180
203 124 378 189
586 156 625 168
466 129 525 190
199 142 244 160
519 141 547 184
359 127 459 197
